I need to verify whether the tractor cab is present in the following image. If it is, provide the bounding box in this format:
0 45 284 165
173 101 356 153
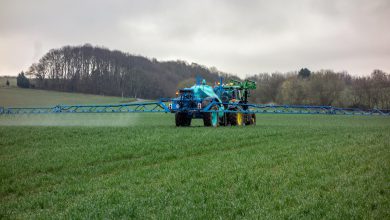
218 87 242 103
169 88 199 112
177 88 194 100
215 80 256 104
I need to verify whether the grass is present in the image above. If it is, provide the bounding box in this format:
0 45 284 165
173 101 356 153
0 87 134 107
0 88 389 218
0 114 389 219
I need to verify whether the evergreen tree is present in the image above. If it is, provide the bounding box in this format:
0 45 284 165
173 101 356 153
298 68 311 79
16 72 30 88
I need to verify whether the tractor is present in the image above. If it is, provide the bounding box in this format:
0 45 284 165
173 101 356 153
214 79 257 126
169 79 224 127
169 78 256 127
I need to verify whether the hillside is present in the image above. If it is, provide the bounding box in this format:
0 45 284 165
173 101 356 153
0 87 134 107
25 44 238 99
19 45 390 109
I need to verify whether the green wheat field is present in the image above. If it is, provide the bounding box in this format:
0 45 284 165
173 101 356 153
0 88 389 219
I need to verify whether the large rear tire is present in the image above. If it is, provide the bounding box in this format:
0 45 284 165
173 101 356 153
228 108 243 126
176 112 191 127
175 112 183 126
228 113 237 126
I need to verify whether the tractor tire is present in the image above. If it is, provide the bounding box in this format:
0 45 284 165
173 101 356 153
202 98 212 127
175 112 183 126
176 112 191 127
219 113 228 126
237 112 244 126
245 114 252 125
228 111 243 126
227 107 237 126
243 113 256 125
203 112 212 126
203 105 219 127
251 113 256 125
184 116 192 126
245 113 257 125
228 112 237 126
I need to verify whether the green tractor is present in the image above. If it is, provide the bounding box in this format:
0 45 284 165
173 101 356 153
214 79 257 126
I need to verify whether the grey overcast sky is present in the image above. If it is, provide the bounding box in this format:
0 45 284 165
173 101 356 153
0 0 389 77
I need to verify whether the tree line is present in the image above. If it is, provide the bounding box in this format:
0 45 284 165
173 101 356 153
25 44 236 99
247 69 390 110
23 44 390 109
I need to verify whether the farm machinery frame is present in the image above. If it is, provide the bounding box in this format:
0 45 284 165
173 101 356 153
169 78 258 127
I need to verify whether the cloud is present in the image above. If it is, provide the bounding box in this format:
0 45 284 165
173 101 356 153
0 0 389 76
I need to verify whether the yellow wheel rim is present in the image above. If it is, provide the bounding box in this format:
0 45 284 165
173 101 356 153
237 113 243 126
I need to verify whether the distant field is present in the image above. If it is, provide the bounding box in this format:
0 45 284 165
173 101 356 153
0 87 134 107
0 114 389 219
0 77 17 87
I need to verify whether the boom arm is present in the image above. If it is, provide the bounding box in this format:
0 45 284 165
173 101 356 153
0 101 388 116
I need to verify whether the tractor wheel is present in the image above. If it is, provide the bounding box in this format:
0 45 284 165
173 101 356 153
175 112 183 126
203 112 212 126
244 113 256 125
203 105 219 127
245 114 252 125
219 113 228 126
251 113 256 125
184 116 192 126
228 108 237 126
202 99 212 127
237 112 244 126
175 112 190 126
228 111 243 126
228 113 236 126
